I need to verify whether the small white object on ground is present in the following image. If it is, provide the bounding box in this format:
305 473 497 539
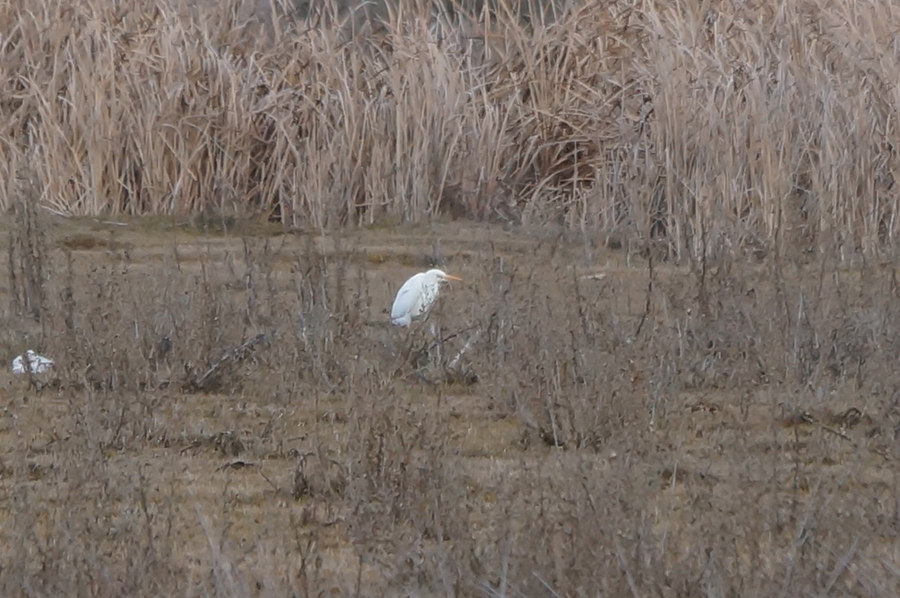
12 350 54 375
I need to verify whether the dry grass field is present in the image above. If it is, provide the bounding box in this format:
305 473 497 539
2 0 900 595
2 209 900 597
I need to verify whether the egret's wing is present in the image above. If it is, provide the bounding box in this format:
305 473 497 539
391 278 422 321
393 273 433 325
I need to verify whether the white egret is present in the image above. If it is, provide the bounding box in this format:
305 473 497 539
12 350 54 375
391 268 463 327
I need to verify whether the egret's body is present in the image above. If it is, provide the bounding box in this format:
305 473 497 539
391 269 462 326
12 350 54 375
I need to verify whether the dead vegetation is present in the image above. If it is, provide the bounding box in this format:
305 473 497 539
0 204 896 596
1 0 900 595
1 0 899 261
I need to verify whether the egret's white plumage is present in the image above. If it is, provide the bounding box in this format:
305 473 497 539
12 350 54 375
391 269 463 326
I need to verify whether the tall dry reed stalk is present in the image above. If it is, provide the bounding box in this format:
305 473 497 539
0 0 897 260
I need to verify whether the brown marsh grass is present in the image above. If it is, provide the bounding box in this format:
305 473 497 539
1 0 899 261
1 0 900 596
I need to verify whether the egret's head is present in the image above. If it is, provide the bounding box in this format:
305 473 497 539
429 269 463 283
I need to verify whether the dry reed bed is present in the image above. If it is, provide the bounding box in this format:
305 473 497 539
0 0 898 260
